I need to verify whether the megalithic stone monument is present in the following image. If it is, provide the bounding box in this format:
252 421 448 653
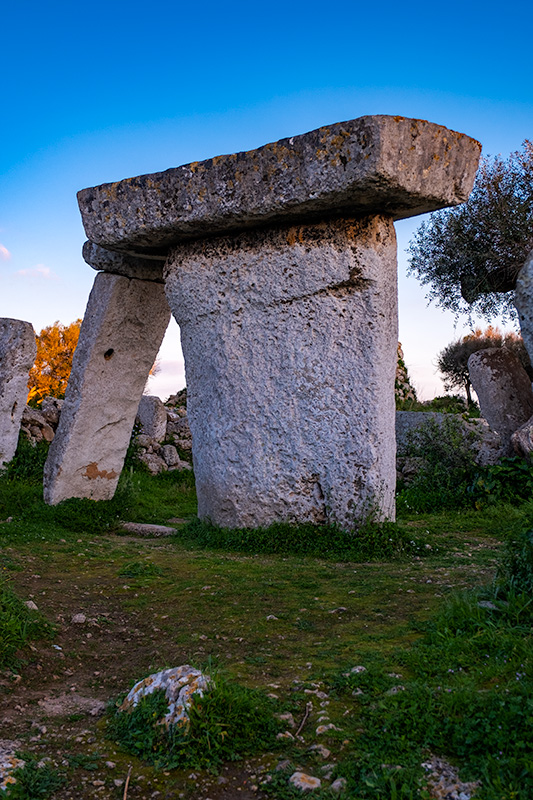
44 115 481 526
0 319 36 469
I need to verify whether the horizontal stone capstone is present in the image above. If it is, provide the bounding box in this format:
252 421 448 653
78 115 481 257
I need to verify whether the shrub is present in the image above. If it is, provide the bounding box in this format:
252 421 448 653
469 457 533 509
107 674 281 770
397 415 481 512
4 758 65 799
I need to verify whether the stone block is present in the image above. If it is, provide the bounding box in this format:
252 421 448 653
468 347 533 455
136 395 167 442
78 115 480 259
43 272 170 504
0 319 36 468
166 216 398 528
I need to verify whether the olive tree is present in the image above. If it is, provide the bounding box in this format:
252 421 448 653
408 141 533 321
437 326 532 406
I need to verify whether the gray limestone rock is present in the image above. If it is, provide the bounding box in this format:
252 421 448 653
82 240 164 281
78 116 480 258
165 216 398 528
0 319 36 468
119 522 178 537
468 347 533 455
136 395 168 442
515 249 533 365
43 272 170 504
511 414 533 457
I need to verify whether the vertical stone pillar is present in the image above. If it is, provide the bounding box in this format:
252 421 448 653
0 319 36 468
165 215 398 528
515 249 533 365
43 272 170 504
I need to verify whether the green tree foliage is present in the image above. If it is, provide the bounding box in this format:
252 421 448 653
27 319 82 405
408 141 533 320
437 326 532 406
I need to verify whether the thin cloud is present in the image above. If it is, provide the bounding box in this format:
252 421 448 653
0 244 11 261
16 264 58 280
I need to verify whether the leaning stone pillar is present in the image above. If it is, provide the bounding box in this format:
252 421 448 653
0 319 36 468
44 272 170 504
71 115 481 525
165 216 398 527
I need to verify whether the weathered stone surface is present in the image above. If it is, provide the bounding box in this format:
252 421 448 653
511 414 533 457
83 240 164 281
119 522 178 537
165 216 398 528
0 319 36 468
468 347 533 455
515 249 533 365
43 273 170 504
119 666 212 728
136 395 168 441
288 772 322 791
78 116 480 258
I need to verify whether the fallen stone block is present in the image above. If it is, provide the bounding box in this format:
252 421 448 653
119 522 178 537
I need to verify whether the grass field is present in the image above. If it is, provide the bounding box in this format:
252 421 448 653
0 445 532 799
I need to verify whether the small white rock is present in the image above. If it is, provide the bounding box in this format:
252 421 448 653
330 777 347 793
24 600 38 611
289 771 321 791
71 613 86 624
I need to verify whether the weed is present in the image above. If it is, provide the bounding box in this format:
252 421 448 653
4 757 65 799
107 673 282 770
470 457 533 509
118 561 164 578
397 415 481 513
2 434 49 483
0 581 54 668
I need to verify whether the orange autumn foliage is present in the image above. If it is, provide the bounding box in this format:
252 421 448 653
27 319 82 405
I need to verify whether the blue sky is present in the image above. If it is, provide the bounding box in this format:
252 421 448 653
1 0 532 399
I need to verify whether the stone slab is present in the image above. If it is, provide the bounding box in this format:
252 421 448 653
78 115 481 257
0 319 36 468
165 215 398 529
82 240 164 281
43 273 171 504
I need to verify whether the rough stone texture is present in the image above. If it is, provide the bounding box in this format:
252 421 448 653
78 116 480 259
468 347 533 456
119 666 212 728
511 414 533 457
515 249 533 365
83 240 164 281
119 522 178 537
0 319 36 468
288 772 322 791
165 216 398 528
43 272 170 504
136 395 168 441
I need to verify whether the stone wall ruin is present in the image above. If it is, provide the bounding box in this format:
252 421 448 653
43 115 481 527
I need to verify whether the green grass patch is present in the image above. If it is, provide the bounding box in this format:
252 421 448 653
4 757 65 799
107 674 282 770
0 581 54 668
179 517 429 561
